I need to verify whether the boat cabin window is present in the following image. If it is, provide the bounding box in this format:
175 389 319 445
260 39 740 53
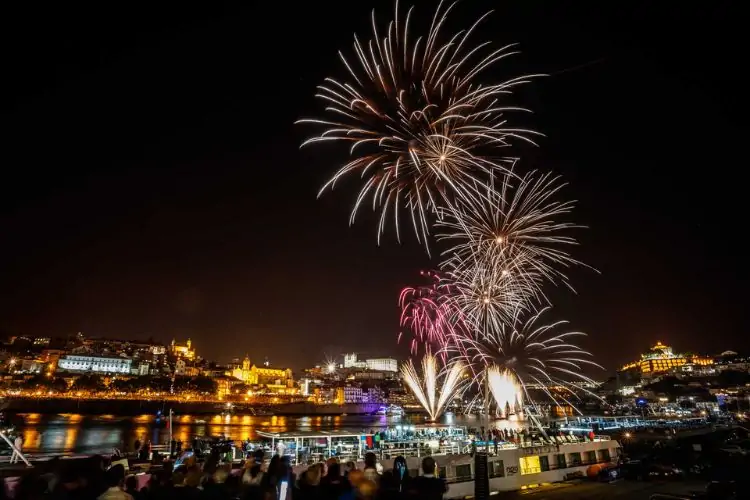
555 454 566 469
568 452 582 466
438 466 447 479
539 455 550 472
586 451 597 464
489 460 504 478
519 456 541 475
599 449 611 462
454 464 472 481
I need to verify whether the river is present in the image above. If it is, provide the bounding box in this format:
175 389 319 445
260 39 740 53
5 412 525 456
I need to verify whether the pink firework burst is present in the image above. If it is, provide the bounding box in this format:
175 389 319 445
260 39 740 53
399 270 465 355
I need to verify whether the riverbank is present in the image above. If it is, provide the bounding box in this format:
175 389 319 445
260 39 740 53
1 397 381 416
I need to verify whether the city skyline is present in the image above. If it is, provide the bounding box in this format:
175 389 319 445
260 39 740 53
1 2 745 371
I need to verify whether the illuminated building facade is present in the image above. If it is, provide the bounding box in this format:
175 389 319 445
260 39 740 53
365 358 398 372
231 356 293 389
343 353 398 372
170 338 195 360
58 354 132 374
619 341 714 377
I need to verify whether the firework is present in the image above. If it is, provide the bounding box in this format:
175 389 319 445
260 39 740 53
438 169 588 300
487 366 523 417
443 255 535 334
297 0 541 246
454 307 602 412
401 351 466 421
398 270 461 353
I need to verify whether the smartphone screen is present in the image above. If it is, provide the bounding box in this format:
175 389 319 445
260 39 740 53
278 479 289 500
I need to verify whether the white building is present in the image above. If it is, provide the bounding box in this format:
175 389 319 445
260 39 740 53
344 353 398 373
343 386 363 403
57 354 132 374
365 358 398 373
343 353 365 369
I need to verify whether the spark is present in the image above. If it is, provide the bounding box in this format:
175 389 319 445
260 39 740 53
401 351 466 421
437 168 593 303
487 366 523 417
297 0 542 249
453 307 603 414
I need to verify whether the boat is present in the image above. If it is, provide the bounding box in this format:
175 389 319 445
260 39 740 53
247 407 274 417
258 427 621 498
386 405 404 417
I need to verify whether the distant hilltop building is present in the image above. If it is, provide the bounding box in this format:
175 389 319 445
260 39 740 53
58 354 132 374
343 353 398 373
230 356 293 389
170 338 195 360
619 341 714 379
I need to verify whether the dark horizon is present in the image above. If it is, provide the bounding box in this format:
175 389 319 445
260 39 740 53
1 1 746 373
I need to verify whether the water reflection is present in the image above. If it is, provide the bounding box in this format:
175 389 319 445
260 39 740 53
7 412 523 455
2 413 372 455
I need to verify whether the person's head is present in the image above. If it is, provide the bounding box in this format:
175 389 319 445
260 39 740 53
172 471 185 486
185 468 202 488
364 452 377 468
305 464 322 486
393 456 407 477
124 476 137 491
105 464 126 489
421 457 436 476
327 462 341 478
346 461 356 472
348 469 364 488
357 479 377 500
213 465 230 484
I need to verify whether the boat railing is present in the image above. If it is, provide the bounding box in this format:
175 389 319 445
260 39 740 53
378 441 463 458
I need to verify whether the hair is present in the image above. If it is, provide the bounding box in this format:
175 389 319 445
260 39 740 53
105 464 126 488
327 462 341 478
393 456 407 473
421 457 436 475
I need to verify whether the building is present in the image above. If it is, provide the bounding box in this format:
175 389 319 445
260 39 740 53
175 358 199 376
366 358 398 373
170 339 196 360
230 356 293 389
619 341 714 378
57 354 132 374
714 351 750 372
343 353 398 372
342 385 363 403
344 353 365 369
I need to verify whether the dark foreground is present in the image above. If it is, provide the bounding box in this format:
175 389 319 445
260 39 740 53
509 479 707 499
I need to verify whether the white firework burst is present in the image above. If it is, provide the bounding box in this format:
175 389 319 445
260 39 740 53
401 350 466 421
437 168 590 302
454 307 603 413
297 0 542 248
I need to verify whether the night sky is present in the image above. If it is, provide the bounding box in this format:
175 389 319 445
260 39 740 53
1 1 745 372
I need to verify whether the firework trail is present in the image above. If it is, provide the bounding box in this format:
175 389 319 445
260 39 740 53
437 168 589 302
401 351 466 421
297 0 541 248
453 307 602 414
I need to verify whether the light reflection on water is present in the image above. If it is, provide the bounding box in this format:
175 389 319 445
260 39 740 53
8 412 523 455
8 413 377 455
